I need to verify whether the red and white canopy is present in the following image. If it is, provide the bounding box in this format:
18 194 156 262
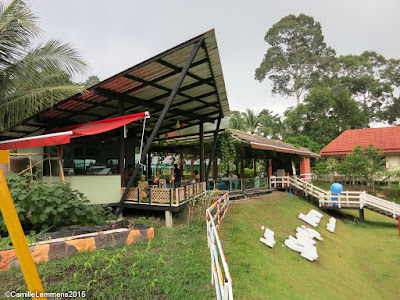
0 112 149 150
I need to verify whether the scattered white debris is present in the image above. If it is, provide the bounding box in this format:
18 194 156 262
300 225 323 241
298 210 324 227
326 217 336 233
295 231 317 245
259 227 276 248
261 225 265 231
284 235 319 261
309 209 323 220
298 213 318 227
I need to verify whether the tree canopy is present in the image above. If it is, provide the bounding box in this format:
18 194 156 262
255 13 336 105
284 84 369 148
0 0 88 131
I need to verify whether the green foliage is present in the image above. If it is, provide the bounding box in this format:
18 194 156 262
218 130 236 171
83 75 100 88
241 109 261 134
0 0 88 131
386 185 400 204
257 109 286 139
312 158 337 176
229 110 246 131
255 13 336 105
284 84 369 148
338 144 386 191
244 168 254 178
0 172 112 235
284 135 320 153
338 51 399 122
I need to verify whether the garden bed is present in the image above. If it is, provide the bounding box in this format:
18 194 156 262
0 223 154 272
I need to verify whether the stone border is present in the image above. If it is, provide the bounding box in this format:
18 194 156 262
0 227 154 271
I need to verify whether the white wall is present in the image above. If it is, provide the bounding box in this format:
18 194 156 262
385 154 400 170
43 175 121 205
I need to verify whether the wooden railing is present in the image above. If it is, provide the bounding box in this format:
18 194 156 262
121 182 206 206
206 191 233 299
277 176 400 219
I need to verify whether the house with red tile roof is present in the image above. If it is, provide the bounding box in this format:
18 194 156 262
320 126 400 170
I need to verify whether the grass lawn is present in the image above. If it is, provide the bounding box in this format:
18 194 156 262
0 192 399 299
0 217 214 300
220 191 400 300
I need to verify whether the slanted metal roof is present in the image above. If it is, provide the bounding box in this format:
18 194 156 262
0 29 229 140
230 129 320 157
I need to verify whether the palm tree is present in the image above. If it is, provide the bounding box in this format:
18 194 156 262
0 0 88 131
229 110 246 131
241 109 261 134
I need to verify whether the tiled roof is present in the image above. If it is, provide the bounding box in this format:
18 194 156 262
320 126 400 156
230 129 320 157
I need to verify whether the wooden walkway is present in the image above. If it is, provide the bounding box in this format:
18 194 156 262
273 176 400 220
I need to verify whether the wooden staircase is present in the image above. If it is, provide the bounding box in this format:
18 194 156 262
281 176 400 220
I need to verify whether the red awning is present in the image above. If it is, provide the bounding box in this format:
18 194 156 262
0 112 148 150
0 131 72 150
45 112 148 137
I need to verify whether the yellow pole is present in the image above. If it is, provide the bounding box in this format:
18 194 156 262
0 150 46 299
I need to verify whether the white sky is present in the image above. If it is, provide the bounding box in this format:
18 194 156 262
27 0 400 116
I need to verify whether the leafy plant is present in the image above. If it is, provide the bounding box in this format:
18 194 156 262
386 184 400 204
0 172 112 235
338 144 386 191
218 130 236 172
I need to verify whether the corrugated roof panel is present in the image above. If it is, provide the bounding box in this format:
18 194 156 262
101 76 142 93
1 29 230 139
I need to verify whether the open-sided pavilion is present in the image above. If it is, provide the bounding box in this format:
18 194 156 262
0 29 230 220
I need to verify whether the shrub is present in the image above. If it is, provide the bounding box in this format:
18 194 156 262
0 172 113 236
244 168 254 178
386 184 400 204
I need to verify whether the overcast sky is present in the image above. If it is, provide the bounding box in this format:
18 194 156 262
27 0 400 116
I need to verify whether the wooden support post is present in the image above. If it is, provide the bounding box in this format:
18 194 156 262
359 208 365 223
240 155 245 179
57 147 65 183
199 122 205 182
253 158 257 177
205 115 222 181
48 154 52 183
29 153 33 175
212 157 218 180
165 210 173 228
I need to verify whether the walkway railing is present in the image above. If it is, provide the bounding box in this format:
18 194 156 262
278 176 400 220
121 182 206 207
206 191 233 300
207 178 270 192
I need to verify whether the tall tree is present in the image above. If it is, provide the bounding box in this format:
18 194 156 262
284 84 369 148
338 51 396 122
255 13 336 105
0 0 88 131
241 109 261 134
